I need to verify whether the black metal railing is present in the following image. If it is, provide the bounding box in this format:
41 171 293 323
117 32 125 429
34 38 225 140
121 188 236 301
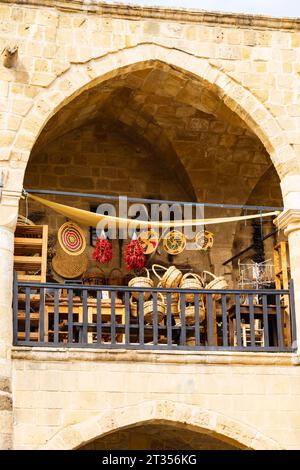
12 276 297 352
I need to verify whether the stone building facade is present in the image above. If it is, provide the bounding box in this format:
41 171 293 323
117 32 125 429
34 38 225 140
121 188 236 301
1 0 300 449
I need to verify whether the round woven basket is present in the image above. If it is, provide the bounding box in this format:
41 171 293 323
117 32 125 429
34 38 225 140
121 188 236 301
138 229 159 254
128 267 154 300
152 264 183 288
58 222 86 256
179 273 203 303
144 293 165 324
203 270 228 301
52 246 88 279
162 230 186 255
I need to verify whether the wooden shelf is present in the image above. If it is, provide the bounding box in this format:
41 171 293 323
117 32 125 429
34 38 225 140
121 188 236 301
17 311 40 322
17 332 39 341
14 224 48 342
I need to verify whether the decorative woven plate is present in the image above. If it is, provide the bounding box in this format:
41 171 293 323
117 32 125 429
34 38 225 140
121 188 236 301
138 229 159 254
194 230 214 250
52 247 88 279
163 230 186 255
58 222 86 256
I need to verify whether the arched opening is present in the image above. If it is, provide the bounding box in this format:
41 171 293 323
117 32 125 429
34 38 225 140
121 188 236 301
40 401 281 450
78 422 243 450
23 61 279 277
13 49 295 352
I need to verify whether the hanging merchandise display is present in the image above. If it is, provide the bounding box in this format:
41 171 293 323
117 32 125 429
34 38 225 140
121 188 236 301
92 236 113 264
194 230 214 250
52 246 88 279
163 230 186 255
137 229 159 254
124 239 146 271
58 222 86 256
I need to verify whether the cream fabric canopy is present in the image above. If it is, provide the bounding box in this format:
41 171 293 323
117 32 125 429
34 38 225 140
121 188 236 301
27 193 280 229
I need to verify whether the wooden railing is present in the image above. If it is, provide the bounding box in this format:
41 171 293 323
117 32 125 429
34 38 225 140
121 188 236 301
13 276 297 352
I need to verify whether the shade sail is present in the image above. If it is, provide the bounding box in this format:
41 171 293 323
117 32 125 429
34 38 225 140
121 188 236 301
27 193 280 229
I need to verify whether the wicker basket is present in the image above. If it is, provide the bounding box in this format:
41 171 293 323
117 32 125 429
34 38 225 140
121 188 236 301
144 293 166 324
179 273 203 303
203 270 228 301
82 267 106 286
157 281 179 305
128 267 154 300
177 302 206 326
130 296 138 317
152 264 183 288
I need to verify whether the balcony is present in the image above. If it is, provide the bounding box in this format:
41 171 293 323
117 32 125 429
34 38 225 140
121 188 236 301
13 276 297 352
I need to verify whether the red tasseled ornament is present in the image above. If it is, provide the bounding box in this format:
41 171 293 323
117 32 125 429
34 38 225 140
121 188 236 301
92 237 113 264
124 240 145 271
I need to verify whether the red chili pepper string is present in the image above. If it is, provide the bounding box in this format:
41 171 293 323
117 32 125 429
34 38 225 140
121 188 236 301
92 237 113 264
124 240 145 271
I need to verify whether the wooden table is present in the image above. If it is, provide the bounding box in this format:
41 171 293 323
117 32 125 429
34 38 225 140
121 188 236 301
44 298 126 343
228 304 286 347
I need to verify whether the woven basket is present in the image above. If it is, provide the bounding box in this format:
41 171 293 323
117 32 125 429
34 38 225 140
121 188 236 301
58 222 86 256
52 246 88 279
144 293 166 324
157 281 179 304
82 267 106 286
130 296 138 317
179 273 203 303
203 270 228 301
128 267 154 300
108 268 123 286
177 302 206 326
152 264 183 288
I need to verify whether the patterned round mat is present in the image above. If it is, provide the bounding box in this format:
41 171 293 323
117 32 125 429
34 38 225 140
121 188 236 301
58 222 86 256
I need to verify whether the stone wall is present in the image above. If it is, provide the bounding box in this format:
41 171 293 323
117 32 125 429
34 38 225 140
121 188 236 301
1 0 300 451
11 349 300 450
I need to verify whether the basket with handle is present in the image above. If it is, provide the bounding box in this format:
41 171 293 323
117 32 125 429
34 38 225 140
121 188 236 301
179 272 203 303
128 267 154 300
157 281 179 305
177 299 206 326
152 264 183 288
144 292 166 324
203 270 228 301
129 296 138 318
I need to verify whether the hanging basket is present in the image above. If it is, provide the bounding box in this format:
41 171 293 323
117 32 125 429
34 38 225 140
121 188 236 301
82 267 106 286
179 273 203 303
128 267 154 300
152 264 183 288
203 270 228 301
108 268 124 286
194 231 214 250
138 229 159 254
58 222 86 256
162 230 186 255
52 246 88 279
144 293 166 324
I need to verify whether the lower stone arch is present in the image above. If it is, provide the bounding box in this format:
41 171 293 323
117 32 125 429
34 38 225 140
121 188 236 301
40 400 282 450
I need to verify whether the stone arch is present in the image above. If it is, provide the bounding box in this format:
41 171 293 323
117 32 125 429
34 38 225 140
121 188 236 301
40 400 282 450
10 43 298 194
